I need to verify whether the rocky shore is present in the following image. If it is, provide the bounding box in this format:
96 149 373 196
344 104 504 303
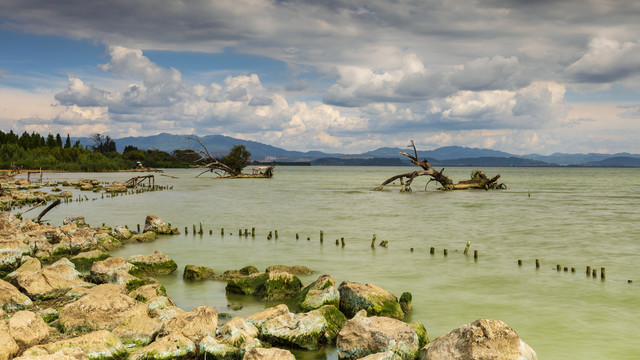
0 211 538 360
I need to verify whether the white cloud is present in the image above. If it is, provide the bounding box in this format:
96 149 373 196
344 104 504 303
566 37 640 83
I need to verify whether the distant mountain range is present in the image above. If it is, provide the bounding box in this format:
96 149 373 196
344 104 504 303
73 133 640 167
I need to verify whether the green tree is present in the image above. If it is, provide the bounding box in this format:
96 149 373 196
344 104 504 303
64 134 71 148
221 145 251 173
90 133 117 154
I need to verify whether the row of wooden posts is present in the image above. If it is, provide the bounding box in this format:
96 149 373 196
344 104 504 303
517 258 609 280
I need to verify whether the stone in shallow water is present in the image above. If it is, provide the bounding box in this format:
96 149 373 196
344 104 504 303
336 316 419 360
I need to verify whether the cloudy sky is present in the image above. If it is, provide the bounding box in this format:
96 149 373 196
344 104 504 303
1 0 640 154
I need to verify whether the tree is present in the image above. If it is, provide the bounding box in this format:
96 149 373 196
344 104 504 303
376 141 506 191
64 134 71 149
90 133 117 154
221 145 251 174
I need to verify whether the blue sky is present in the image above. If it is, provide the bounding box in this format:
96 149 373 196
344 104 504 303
1 0 640 155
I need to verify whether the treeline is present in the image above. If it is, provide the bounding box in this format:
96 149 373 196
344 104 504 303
0 130 199 171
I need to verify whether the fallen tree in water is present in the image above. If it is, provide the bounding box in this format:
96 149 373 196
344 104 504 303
187 136 274 178
376 141 506 192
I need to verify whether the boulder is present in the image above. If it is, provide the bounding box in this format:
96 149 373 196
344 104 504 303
217 317 260 348
308 305 347 343
265 265 312 275
183 264 214 280
63 216 86 226
89 257 136 283
144 215 175 234
112 313 163 346
111 226 132 240
243 347 295 360
51 227 99 256
0 327 20 360
71 250 110 270
214 265 260 280
409 322 429 348
358 351 403 360
419 319 537 360
7 310 50 348
13 347 87 359
152 306 185 322
128 251 178 276
338 281 404 320
95 233 121 251
7 257 41 279
129 231 157 243
199 335 241 360
260 312 328 350
13 261 92 299
245 304 290 330
108 269 145 291
130 332 195 360
58 284 149 331
129 283 175 311
21 330 125 359
0 278 33 310
158 305 217 342
294 274 338 312
0 238 30 272
399 292 412 314
227 271 302 300
336 316 420 360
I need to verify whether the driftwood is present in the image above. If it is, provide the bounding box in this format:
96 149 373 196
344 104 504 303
187 136 274 178
34 199 61 224
377 141 506 192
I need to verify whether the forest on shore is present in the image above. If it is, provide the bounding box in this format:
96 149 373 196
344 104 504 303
0 130 199 171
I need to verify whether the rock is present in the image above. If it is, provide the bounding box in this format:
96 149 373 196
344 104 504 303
63 216 86 226
13 261 92 300
419 319 537 360
89 257 136 283
226 271 302 300
127 250 177 276
129 231 157 243
294 274 338 312
358 351 403 360
151 306 185 322
51 227 99 257
338 281 404 320
213 265 260 281
246 304 290 330
158 305 217 342
243 347 295 360
7 257 41 279
144 215 174 234
95 233 121 251
71 250 110 270
39 308 59 324
108 269 145 291
0 238 30 272
183 264 214 280
399 292 412 314
21 330 125 359
409 322 429 348
13 347 87 360
130 332 195 360
129 283 175 311
199 335 241 360
336 316 420 360
7 310 50 348
217 317 260 348
104 185 126 193
0 278 33 310
58 284 149 331
260 311 328 350
266 265 312 275
111 226 132 240
0 327 20 360
112 313 163 346
308 305 347 343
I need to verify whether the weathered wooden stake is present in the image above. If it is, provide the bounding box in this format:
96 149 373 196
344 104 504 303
556 264 561 271
518 260 522 266
536 259 540 268
586 266 591 275
296 233 299 240
443 249 448 256
137 224 141 233
571 267 575 273
193 224 196 234
275 230 278 239
430 247 435 255
410 248 414 252
209 229 212 235
252 228 255 237
601 267 605 279
474 250 478 260
371 234 376 248
268 231 272 240
564 267 568 272
341 237 345 247
464 241 470 255
185 227 188 234
592 269 597 277
199 223 203 234
320 231 324 243
336 239 339 245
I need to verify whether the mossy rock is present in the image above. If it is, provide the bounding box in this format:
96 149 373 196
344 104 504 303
409 321 429 348
183 265 214 281
256 271 303 300
127 251 178 276
399 292 412 314
71 250 111 271
310 305 347 343
226 273 269 296
371 299 404 320
130 231 157 243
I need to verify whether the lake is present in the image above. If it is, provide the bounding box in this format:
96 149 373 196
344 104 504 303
37 166 640 360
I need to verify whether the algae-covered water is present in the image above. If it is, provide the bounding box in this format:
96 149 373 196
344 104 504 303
35 166 640 360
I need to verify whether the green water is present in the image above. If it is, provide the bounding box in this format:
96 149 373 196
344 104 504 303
39 166 640 360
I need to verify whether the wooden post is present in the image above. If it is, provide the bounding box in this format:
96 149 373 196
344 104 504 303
209 229 212 235
592 269 597 277
137 224 141 233
275 230 278 239
464 241 470 255
185 226 188 234
296 233 299 240
601 267 605 279
336 239 339 245
535 259 540 268
556 264 561 271
430 247 435 255
371 234 376 248
518 260 522 266
193 224 196 234
320 230 324 243
252 228 255 237
474 250 478 260
443 249 448 256
199 223 203 234
341 237 345 247
221 228 224 236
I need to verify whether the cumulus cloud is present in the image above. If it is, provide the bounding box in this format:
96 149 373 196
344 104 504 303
566 37 640 83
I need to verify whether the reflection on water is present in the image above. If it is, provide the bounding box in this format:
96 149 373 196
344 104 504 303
33 166 640 360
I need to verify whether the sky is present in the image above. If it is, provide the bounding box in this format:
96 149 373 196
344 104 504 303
1 0 640 155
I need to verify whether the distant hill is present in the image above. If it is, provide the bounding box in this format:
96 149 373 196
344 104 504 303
71 133 640 167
